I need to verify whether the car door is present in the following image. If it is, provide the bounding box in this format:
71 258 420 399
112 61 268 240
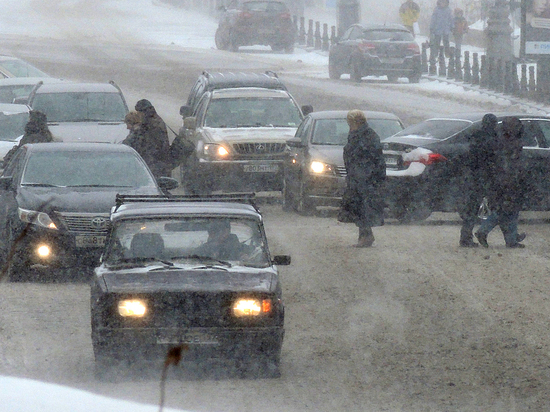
330 25 362 74
520 118 550 210
285 116 313 194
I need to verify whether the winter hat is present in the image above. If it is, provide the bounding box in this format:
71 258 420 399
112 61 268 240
29 110 47 124
135 99 154 112
124 110 143 125
347 109 367 126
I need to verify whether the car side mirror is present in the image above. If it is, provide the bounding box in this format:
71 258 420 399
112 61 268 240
0 176 14 191
286 137 304 148
157 176 179 192
301 105 313 116
180 105 192 118
183 117 197 131
272 255 291 266
13 96 28 105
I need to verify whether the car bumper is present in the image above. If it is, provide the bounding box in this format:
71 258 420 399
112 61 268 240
359 55 421 76
304 174 346 207
233 26 295 46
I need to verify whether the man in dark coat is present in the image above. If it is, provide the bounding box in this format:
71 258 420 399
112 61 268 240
475 116 526 248
459 113 499 247
133 99 172 180
340 110 386 248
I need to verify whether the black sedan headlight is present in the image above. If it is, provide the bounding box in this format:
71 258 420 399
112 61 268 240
309 160 336 175
18 208 57 230
232 298 273 317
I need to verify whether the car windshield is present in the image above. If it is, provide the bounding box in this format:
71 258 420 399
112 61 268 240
0 84 36 104
243 1 287 12
311 118 403 145
0 110 27 141
0 59 50 77
31 92 127 122
392 119 473 140
204 97 302 128
21 150 156 188
104 217 270 268
362 29 414 41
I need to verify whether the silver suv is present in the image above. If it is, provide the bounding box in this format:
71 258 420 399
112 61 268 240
181 87 307 193
25 81 129 143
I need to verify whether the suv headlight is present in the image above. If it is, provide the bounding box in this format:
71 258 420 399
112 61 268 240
118 299 147 317
310 161 335 175
18 208 57 229
203 143 230 159
232 298 272 317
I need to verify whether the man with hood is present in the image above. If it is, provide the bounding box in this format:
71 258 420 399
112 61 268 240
429 0 454 66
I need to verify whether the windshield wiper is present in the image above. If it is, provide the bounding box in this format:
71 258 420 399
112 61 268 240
172 254 232 268
21 182 62 187
67 184 133 187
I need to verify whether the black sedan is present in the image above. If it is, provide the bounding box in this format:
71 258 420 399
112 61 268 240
382 112 550 220
328 23 422 83
283 110 404 214
0 143 178 281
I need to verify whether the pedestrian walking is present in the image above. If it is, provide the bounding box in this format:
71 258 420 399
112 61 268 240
429 0 454 66
399 0 421 36
459 113 499 247
452 8 468 57
475 117 527 248
339 110 386 248
133 99 172 180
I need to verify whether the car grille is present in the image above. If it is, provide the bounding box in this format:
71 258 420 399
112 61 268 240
336 165 347 177
56 212 111 235
232 142 286 155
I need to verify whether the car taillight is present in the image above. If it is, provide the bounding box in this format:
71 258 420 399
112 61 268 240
358 41 376 52
407 43 420 54
279 12 291 19
403 153 447 167
239 11 252 18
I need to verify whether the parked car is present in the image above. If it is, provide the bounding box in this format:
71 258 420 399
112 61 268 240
0 77 67 104
0 143 178 281
181 87 307 193
328 23 422 83
181 70 287 118
283 110 405 214
381 112 550 220
90 193 290 379
0 55 50 78
215 0 296 53
24 81 129 143
0 103 30 170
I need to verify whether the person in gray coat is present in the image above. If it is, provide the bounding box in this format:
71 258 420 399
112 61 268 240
429 0 454 66
339 110 386 248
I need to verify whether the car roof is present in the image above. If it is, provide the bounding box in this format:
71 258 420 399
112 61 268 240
23 142 138 153
307 110 402 121
423 112 550 122
200 71 286 91
0 103 30 114
111 201 262 222
211 87 292 99
354 23 411 31
33 82 121 93
0 77 66 87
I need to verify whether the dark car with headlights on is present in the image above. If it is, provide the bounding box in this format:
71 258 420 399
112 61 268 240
90 194 290 379
328 23 422 83
0 143 178 281
382 112 550 220
215 0 296 53
283 110 404 214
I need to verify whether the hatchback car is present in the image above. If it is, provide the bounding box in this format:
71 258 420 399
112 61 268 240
382 112 550 220
91 194 290 379
0 103 29 170
181 87 306 193
215 0 296 53
24 81 129 143
283 110 404 214
0 143 178 281
0 55 50 79
328 23 422 83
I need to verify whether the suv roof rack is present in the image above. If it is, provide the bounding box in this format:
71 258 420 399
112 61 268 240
114 193 259 212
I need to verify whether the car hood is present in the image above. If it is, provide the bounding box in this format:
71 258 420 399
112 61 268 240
0 135 21 159
17 186 159 213
382 134 438 148
202 126 297 143
309 144 344 166
99 267 277 293
48 122 127 143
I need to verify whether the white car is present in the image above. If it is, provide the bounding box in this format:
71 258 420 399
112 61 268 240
25 81 129 143
0 103 29 169
0 77 67 104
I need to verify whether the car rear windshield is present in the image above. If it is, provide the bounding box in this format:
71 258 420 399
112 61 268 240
0 60 49 78
243 1 288 12
0 111 28 141
105 217 270 268
362 29 414 41
392 119 473 140
31 92 127 122
204 97 302 128
311 118 403 145
21 151 156 188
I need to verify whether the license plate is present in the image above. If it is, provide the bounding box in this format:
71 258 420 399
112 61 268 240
243 164 279 173
75 235 106 248
385 157 398 166
157 332 219 345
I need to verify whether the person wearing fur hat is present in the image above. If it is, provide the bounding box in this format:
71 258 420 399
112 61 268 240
339 110 386 247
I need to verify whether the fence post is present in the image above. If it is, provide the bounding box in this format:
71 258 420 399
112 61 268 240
314 21 322 49
520 64 528 97
307 19 314 47
463 51 471 83
455 51 463 80
438 46 446 77
447 48 456 79
299 17 306 45
472 53 480 85
511 62 520 96
330 26 337 47
421 42 429 73
529 65 537 100
479 54 488 87
322 23 329 51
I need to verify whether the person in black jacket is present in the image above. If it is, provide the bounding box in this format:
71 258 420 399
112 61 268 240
475 116 527 248
459 113 499 247
340 110 386 248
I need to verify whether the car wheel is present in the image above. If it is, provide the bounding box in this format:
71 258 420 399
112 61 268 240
328 62 342 80
394 201 432 223
387 74 399 82
229 32 239 52
282 178 295 212
215 28 229 50
351 60 363 83
284 44 294 54
408 74 421 83
296 179 315 215
271 44 284 52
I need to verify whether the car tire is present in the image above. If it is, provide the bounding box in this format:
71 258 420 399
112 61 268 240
296 179 315 215
284 44 294 54
229 32 239 52
282 178 295 212
328 62 342 80
387 74 399 82
408 74 421 83
215 28 229 50
395 201 432 223
351 60 363 83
